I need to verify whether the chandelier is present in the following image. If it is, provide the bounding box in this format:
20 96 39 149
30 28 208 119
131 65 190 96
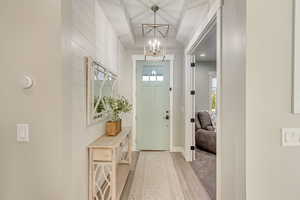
142 5 169 60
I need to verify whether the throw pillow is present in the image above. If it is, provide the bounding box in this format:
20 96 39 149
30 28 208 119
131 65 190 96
198 111 212 129
195 113 202 129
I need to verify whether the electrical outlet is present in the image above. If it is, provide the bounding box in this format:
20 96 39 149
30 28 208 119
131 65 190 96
17 124 29 142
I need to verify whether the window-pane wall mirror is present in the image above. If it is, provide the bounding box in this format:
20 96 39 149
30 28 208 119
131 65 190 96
294 0 300 113
86 57 118 125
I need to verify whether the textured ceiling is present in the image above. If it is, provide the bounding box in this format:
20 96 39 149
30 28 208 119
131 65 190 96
125 0 185 38
98 0 214 49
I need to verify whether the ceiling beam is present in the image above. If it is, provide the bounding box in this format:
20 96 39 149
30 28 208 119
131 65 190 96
160 0 175 8
119 0 136 43
156 12 176 26
186 0 209 10
133 0 176 25
134 0 150 9
175 0 208 39
175 0 189 36
130 9 150 21
99 0 121 7
159 8 178 22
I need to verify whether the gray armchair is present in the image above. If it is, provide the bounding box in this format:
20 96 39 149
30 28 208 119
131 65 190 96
195 111 216 154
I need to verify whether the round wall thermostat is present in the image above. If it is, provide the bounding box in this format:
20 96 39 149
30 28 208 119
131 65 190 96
22 75 34 89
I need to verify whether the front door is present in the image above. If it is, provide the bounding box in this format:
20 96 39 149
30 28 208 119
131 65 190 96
136 60 170 150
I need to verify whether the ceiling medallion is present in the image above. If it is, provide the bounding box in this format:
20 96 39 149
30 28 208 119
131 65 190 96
142 5 169 60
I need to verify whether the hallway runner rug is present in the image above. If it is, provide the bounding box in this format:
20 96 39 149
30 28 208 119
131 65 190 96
128 151 185 200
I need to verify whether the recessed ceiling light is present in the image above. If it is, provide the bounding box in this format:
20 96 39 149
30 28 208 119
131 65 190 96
200 53 206 57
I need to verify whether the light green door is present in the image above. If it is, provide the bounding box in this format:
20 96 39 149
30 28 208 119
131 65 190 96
136 60 170 150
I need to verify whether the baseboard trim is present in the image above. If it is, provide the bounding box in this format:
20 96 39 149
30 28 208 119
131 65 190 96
172 146 185 153
134 146 185 153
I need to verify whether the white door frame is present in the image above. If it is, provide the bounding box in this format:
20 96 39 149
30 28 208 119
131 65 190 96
184 0 223 199
184 0 222 161
132 55 174 152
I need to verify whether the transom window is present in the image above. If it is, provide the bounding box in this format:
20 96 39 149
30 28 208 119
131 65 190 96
142 69 164 82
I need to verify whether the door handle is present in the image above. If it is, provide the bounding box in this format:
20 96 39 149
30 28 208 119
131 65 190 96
165 115 169 120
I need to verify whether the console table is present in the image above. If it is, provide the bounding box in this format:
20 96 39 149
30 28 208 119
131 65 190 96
88 128 132 200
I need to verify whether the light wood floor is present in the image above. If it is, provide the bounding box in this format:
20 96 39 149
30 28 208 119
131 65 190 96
121 151 211 200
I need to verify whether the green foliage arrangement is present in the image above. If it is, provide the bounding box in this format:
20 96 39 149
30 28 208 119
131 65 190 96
211 93 217 111
101 96 132 121
94 96 105 114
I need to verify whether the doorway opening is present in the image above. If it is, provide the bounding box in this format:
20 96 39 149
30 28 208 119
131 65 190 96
132 55 174 152
184 5 222 200
191 24 217 200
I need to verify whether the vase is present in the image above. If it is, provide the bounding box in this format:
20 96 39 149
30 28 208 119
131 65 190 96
106 120 121 136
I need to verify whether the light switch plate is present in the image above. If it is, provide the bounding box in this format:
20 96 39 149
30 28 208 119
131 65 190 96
17 124 29 142
281 128 300 146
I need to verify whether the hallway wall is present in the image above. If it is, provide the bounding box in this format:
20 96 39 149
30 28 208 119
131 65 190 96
0 0 130 200
246 0 300 199
118 49 132 128
69 1 129 200
221 0 300 199
0 0 67 199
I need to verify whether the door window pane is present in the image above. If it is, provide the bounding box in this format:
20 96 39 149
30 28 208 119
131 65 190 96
149 76 156 81
157 76 164 81
142 76 150 81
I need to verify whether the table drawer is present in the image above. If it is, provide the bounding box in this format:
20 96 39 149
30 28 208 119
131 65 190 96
92 149 112 161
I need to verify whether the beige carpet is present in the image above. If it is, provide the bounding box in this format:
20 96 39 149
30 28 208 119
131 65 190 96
128 151 185 200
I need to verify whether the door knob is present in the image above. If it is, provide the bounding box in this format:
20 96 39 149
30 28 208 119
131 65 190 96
165 115 169 120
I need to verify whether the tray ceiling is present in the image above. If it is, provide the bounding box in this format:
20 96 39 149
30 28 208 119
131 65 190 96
97 0 214 49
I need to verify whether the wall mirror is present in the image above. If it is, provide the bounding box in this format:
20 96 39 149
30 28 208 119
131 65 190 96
294 0 300 113
86 57 118 125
